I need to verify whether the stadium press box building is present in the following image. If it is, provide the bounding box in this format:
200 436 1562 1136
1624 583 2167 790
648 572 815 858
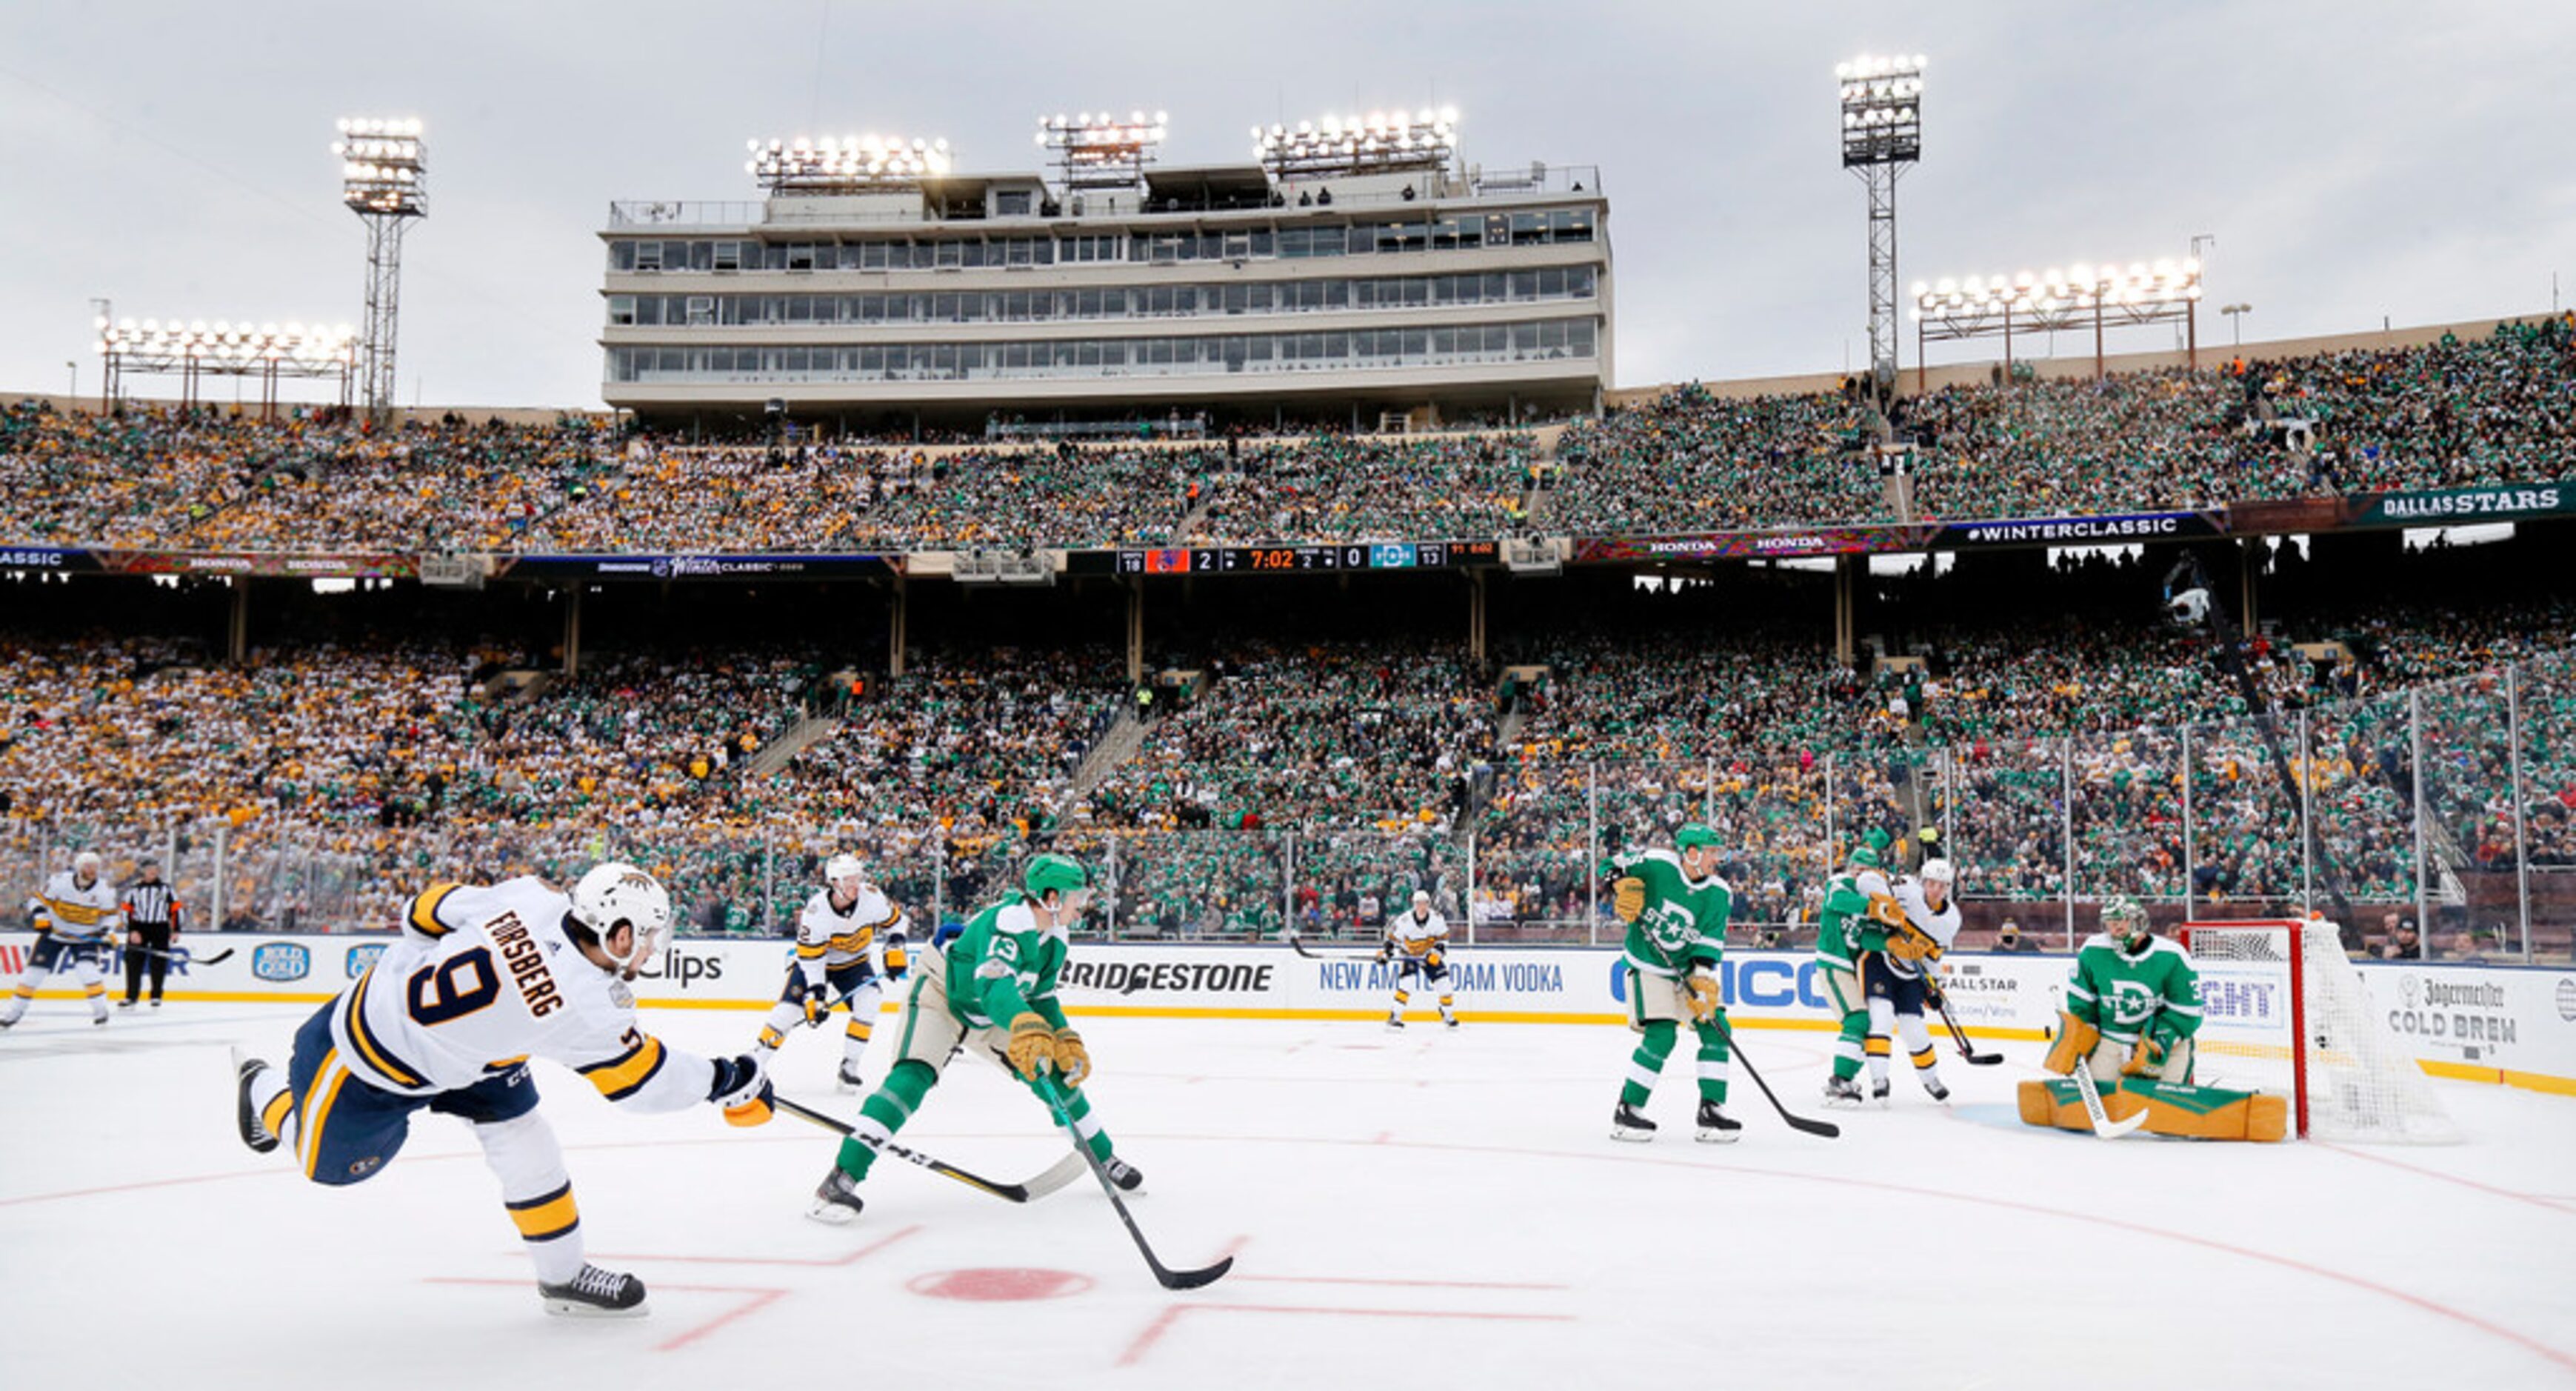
598 110 1610 430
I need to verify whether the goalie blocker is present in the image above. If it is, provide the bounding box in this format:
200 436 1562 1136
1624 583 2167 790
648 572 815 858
2018 1010 2287 1142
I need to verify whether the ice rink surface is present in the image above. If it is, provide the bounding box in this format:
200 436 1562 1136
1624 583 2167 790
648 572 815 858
4 1001 2572 1391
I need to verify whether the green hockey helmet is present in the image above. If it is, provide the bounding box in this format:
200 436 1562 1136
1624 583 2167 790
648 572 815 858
1675 823 1722 851
1022 853 1090 898
1846 843 1883 870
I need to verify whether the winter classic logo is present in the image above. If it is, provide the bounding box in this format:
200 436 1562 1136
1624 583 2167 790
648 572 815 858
252 942 312 982
346 943 389 979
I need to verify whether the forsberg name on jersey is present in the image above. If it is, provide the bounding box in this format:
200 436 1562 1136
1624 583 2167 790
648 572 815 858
488 913 563 1017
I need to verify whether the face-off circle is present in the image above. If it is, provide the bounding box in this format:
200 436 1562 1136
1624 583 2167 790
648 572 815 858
907 1267 1095 1302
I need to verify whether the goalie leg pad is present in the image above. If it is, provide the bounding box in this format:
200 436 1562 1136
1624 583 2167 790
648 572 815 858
2017 1078 2148 1133
2041 1010 2101 1075
2115 1078 2289 1142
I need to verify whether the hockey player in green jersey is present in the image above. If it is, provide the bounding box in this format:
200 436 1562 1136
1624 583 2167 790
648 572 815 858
809 854 1139 1221
1814 835 1899 1106
2020 896 2286 1141
1601 823 1739 1143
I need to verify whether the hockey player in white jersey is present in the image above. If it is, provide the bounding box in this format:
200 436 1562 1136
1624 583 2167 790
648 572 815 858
753 853 911 1090
1376 890 1457 1029
1862 858 1962 1104
230 864 775 1317
1 852 122 1028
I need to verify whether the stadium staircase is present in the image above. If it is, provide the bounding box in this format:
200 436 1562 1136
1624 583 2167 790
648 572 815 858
744 710 841 780
1067 708 1149 799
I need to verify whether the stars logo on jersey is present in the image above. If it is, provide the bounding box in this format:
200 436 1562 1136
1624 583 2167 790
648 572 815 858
1641 903 1698 956
2102 980 2166 1027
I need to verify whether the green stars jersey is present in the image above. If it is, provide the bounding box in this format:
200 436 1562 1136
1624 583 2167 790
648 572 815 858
1813 867 1890 969
940 893 1072 1032
1606 848 1731 978
2064 933 2203 1047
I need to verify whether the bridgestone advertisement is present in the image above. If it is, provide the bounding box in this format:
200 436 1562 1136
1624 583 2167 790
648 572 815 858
10 933 2566 1093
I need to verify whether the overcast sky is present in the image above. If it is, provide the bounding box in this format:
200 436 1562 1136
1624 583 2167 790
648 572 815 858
2 1 2567 410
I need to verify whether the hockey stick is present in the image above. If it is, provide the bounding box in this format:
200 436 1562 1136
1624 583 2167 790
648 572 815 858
1033 1074 1234 1290
1281 930 1378 962
121 943 233 967
2069 1060 2149 1139
1712 1018 1840 1139
775 1095 1085 1203
1926 988 2002 1065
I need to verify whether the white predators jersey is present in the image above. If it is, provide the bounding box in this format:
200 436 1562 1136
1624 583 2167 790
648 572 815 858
1888 878 1963 980
795 884 909 985
30 871 122 941
1384 907 1451 959
333 876 712 1110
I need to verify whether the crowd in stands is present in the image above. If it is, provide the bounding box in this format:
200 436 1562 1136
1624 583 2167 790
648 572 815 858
10 559 2576 961
7 316 2567 553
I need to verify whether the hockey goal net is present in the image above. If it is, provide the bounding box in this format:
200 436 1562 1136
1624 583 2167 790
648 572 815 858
2181 919 2457 1143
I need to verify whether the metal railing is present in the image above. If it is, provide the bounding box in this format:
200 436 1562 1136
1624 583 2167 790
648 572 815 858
9 647 2572 964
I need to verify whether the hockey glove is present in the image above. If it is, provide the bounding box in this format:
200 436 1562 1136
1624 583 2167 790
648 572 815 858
1612 877 1647 924
1051 1028 1093 1087
707 1054 775 1127
1005 1012 1058 1080
1374 944 1393 965
883 944 909 980
2123 1033 2168 1078
1684 971 1721 1024
1921 973 1945 1010
1868 895 1907 929
802 993 832 1028
1886 924 1941 963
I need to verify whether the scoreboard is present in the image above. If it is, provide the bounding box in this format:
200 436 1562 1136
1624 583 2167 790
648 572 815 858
1072 541 1501 576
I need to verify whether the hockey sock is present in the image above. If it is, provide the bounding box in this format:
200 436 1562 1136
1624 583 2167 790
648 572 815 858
842 1015 873 1067
1863 1033 1892 1085
1897 1012 1943 1088
1044 1083 1117 1162
477 1113 584 1285
755 1024 786 1051
1832 1010 1869 1080
1 977 34 1024
1622 1021 1678 1107
837 1059 936 1179
1692 1024 1731 1105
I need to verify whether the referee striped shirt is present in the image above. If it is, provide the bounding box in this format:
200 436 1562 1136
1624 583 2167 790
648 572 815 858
124 882 178 929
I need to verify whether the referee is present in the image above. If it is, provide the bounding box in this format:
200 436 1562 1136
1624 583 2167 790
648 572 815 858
120 861 182 1009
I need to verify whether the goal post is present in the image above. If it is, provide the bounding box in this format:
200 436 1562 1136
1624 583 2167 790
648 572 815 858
2182 918 2458 1144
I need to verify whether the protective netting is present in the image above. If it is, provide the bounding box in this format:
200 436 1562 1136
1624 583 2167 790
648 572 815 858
2185 921 2459 1144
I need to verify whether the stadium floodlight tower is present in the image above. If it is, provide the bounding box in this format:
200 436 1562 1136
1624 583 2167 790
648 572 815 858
747 133 952 193
333 116 427 417
1910 258 2203 388
1254 107 1458 181
1038 110 1167 191
97 316 357 418
1837 54 1922 401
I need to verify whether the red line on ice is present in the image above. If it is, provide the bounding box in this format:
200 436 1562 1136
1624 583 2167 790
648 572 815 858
424 1276 789 1352
1116 1304 1573 1367
592 1223 924 1267
1124 1130 2576 1377
2314 1142 2576 1217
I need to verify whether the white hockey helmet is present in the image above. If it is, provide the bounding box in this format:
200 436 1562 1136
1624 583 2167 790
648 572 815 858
570 863 672 972
1412 890 1432 906
1920 858 1955 884
824 853 866 890
73 850 103 884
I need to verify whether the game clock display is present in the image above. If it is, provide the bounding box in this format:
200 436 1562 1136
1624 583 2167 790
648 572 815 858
1092 541 1500 576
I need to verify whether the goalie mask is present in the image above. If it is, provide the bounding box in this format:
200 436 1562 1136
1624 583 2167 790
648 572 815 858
570 863 672 975
2099 895 2149 948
